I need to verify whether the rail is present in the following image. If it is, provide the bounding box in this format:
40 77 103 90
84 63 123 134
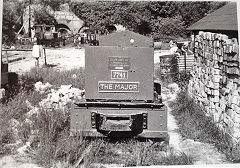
2 49 32 51
1 48 47 65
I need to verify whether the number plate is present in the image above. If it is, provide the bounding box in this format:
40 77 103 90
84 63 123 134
98 81 139 93
108 57 130 70
111 70 128 79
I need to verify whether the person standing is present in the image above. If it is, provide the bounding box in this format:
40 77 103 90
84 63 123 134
32 37 44 67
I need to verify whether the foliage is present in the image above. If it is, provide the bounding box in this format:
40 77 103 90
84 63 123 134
2 0 227 44
33 7 56 25
34 0 71 11
70 1 227 40
2 0 25 45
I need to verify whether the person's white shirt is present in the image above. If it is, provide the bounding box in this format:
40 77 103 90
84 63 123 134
169 43 178 54
33 44 43 58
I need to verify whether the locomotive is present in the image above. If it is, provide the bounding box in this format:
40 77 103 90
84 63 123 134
70 31 169 142
33 24 61 47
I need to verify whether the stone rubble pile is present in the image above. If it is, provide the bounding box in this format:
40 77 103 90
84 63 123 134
34 81 52 94
34 82 85 110
188 31 240 140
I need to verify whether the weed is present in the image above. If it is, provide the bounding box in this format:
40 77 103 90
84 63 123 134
0 91 32 154
90 139 194 166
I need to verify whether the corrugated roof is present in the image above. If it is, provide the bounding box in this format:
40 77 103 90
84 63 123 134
187 3 238 31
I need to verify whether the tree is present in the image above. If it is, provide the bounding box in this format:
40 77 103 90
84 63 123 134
177 1 227 28
2 0 25 45
33 7 56 25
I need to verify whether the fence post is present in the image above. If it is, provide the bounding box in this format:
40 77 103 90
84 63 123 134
44 48 47 65
184 51 187 73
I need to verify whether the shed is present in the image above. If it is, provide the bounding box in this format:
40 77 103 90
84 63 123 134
98 30 153 47
187 2 238 36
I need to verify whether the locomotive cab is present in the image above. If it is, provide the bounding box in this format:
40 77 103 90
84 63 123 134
70 31 168 142
33 24 60 47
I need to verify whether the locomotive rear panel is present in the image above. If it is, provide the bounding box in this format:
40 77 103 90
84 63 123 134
70 103 168 139
85 46 154 101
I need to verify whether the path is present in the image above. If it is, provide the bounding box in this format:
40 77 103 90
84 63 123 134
0 144 40 168
162 84 228 165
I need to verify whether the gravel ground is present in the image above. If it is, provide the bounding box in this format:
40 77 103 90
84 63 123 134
7 47 85 74
0 155 41 168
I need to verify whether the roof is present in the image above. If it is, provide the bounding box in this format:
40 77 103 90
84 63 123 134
98 30 153 47
187 3 238 31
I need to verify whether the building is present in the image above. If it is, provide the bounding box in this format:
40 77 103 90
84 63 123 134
188 2 238 34
54 11 84 34
22 4 84 37
187 2 239 142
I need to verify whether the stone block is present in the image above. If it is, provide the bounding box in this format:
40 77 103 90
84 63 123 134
213 75 221 83
0 88 5 99
213 89 220 96
213 96 220 103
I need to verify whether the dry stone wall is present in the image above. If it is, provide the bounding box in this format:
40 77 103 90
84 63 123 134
188 31 240 141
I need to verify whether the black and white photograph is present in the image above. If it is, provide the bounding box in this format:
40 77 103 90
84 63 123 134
0 0 239 167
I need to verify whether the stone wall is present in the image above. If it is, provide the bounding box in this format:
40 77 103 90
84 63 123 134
188 31 240 141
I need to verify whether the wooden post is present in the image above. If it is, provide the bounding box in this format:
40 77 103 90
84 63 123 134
28 0 31 38
0 0 3 89
44 48 47 65
184 51 187 73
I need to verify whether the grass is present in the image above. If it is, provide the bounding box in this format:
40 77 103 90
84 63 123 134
1 66 195 167
170 90 240 162
0 66 85 156
91 139 194 166
0 91 34 155
29 107 194 167
30 105 194 167
24 66 85 89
